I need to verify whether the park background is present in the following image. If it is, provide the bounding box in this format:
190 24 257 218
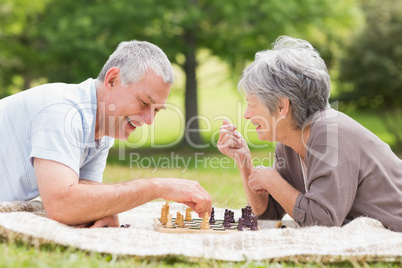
1 0 402 267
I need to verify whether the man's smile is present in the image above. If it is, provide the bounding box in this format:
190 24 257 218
126 117 138 128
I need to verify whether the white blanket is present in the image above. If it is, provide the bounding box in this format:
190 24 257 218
0 201 401 261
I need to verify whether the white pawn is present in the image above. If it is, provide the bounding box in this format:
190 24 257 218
166 214 173 228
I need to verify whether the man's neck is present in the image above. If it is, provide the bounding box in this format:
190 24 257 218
95 80 105 140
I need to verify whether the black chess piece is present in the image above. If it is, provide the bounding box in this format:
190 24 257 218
237 217 245 231
250 215 258 231
229 210 235 223
223 214 231 227
209 207 216 224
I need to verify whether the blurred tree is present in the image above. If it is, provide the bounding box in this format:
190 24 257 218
0 0 361 147
338 0 402 150
0 0 50 98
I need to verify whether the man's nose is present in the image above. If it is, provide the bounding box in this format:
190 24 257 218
142 111 155 125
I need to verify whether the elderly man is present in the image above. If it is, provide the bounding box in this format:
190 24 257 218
0 41 211 227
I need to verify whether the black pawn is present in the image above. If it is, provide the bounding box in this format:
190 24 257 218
237 217 245 231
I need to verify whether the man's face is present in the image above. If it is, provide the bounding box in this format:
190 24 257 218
104 70 171 140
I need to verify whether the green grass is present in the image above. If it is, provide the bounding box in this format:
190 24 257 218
2 53 400 267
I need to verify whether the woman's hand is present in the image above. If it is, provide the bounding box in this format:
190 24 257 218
248 165 280 194
217 119 250 162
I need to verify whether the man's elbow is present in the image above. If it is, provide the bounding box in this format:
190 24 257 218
44 203 76 225
42 194 82 225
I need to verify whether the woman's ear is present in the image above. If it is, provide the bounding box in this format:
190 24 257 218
104 67 120 90
278 98 290 116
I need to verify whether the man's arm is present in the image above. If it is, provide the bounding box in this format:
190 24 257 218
34 158 211 226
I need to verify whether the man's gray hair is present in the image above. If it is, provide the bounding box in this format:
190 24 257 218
238 36 330 129
98 40 174 86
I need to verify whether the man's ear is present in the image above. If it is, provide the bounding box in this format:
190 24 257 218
104 67 120 90
278 97 290 116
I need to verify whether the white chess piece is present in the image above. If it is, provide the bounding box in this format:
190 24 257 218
166 213 173 228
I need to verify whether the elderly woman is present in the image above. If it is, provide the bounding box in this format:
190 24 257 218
218 36 402 232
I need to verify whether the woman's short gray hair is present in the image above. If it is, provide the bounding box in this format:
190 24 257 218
98 40 174 86
238 36 330 129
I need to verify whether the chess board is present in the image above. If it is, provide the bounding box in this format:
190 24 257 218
153 217 259 234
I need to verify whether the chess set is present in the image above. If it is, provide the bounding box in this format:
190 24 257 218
153 202 259 234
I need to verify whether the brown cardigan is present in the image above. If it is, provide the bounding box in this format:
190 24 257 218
259 109 402 232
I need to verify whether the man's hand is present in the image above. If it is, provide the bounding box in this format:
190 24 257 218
34 158 212 226
155 178 212 218
75 214 119 228
217 119 250 162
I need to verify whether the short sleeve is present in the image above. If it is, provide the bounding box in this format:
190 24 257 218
79 137 114 182
29 104 83 176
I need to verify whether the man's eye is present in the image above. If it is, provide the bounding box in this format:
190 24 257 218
141 100 148 106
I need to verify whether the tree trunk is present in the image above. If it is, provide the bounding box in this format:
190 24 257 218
180 28 204 147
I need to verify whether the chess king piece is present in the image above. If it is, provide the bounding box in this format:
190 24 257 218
185 207 193 221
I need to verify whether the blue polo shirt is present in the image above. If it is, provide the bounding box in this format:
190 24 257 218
0 79 114 201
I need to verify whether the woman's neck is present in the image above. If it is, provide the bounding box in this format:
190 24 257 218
278 126 310 159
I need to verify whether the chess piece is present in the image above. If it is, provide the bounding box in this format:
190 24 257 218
166 214 173 228
175 212 181 225
275 221 283 228
161 205 168 225
237 217 245 231
229 211 235 223
244 206 252 228
185 207 193 221
209 207 216 224
165 201 170 214
250 215 258 231
201 212 210 230
177 214 185 228
223 213 231 228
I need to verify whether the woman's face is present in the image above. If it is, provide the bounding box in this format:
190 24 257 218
243 94 280 142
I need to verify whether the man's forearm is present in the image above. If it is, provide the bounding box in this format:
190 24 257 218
47 178 162 225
